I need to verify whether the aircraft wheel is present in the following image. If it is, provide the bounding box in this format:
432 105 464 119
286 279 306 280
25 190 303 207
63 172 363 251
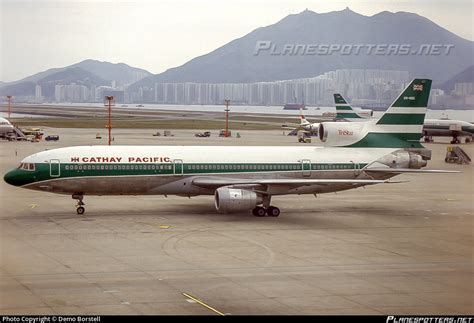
252 206 266 217
76 206 85 215
267 206 280 217
465 137 472 144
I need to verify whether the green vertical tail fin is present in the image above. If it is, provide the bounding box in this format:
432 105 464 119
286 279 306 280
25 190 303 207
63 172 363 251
344 79 432 148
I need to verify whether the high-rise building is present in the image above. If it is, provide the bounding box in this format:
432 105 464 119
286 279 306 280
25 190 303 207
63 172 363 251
35 85 42 102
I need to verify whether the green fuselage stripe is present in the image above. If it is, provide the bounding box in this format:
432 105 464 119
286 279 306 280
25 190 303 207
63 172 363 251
423 125 474 134
12 162 369 186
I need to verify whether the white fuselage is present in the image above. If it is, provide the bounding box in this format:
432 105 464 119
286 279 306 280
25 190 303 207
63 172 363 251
17 145 397 196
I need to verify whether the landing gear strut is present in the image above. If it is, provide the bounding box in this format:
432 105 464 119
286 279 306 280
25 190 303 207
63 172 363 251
72 194 85 215
252 196 280 217
451 137 461 144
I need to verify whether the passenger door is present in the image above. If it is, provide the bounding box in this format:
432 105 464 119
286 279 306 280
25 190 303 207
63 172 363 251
50 159 60 177
173 159 183 176
301 159 311 177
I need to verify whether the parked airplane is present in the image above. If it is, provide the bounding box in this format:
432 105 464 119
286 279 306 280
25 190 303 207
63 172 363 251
0 117 14 136
281 109 320 134
4 79 455 217
422 119 474 144
333 93 474 144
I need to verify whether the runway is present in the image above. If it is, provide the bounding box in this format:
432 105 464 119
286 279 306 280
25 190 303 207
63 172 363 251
0 128 473 314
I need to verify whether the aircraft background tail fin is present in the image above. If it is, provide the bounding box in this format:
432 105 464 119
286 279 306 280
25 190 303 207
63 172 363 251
300 108 310 125
334 94 366 120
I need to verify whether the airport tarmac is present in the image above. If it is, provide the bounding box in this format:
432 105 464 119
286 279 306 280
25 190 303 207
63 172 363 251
0 128 473 315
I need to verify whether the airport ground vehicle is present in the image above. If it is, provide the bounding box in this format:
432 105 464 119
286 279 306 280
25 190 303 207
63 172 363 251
195 131 211 137
45 135 59 141
445 146 471 164
219 130 231 137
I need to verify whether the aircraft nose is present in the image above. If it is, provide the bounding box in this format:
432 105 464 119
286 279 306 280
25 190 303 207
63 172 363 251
4 170 21 187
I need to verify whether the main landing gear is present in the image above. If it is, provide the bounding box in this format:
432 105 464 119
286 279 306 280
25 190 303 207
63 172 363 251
252 196 280 217
72 194 85 215
450 137 461 144
252 206 280 217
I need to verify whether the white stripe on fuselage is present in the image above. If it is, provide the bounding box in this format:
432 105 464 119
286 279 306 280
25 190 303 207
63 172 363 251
21 145 397 166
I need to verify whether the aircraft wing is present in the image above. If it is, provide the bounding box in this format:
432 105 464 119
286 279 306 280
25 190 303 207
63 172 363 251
364 168 460 174
281 123 300 130
192 177 385 189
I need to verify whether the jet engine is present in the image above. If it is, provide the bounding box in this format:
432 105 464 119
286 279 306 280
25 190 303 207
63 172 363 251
214 187 262 213
318 122 366 146
377 151 427 169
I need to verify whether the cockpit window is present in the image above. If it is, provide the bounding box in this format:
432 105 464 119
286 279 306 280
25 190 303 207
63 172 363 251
18 163 35 171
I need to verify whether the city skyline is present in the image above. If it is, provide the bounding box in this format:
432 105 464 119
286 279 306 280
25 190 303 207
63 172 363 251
21 68 474 109
1 0 473 82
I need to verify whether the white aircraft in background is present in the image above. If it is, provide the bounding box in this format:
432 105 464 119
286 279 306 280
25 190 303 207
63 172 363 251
0 117 15 136
281 109 320 135
4 79 456 217
422 119 474 144
333 93 474 144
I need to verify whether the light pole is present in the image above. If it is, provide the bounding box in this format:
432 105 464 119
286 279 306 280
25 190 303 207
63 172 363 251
224 99 230 137
104 96 114 145
6 96 12 119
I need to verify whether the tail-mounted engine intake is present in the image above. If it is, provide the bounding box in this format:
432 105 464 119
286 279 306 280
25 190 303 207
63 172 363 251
318 122 366 146
214 187 262 213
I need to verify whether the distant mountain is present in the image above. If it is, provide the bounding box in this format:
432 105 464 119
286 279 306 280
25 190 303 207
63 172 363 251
0 67 110 98
439 65 474 93
131 8 473 89
7 59 151 86
0 59 152 99
70 59 151 86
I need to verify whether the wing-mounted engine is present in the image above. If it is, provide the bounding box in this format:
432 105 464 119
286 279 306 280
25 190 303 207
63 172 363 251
318 121 367 146
214 186 263 213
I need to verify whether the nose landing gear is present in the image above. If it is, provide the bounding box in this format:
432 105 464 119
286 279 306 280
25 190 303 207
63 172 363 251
72 194 85 215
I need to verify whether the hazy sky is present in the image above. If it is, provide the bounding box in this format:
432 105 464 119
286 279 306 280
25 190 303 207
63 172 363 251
1 0 472 82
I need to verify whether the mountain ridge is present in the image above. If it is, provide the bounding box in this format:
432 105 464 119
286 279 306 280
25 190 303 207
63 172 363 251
130 8 473 88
